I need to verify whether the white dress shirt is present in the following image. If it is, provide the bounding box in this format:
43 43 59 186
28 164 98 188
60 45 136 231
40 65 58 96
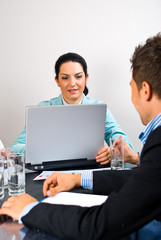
0 140 4 149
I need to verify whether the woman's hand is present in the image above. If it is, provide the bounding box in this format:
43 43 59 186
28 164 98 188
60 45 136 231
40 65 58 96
43 172 82 197
96 145 111 165
0 194 38 221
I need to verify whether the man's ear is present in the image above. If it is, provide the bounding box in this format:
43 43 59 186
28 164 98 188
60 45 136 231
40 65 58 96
55 77 60 87
142 81 152 101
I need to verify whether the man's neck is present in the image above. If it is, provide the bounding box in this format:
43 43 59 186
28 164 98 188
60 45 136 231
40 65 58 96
143 97 161 125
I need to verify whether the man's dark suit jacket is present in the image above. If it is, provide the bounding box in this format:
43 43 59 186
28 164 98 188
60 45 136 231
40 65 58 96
22 126 161 240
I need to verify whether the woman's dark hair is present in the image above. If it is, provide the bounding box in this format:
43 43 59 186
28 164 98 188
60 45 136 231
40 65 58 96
55 52 89 95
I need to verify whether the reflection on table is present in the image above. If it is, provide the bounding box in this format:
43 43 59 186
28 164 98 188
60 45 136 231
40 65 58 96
0 218 59 240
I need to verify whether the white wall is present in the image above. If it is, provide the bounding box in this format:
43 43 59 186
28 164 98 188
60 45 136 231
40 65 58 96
0 0 161 152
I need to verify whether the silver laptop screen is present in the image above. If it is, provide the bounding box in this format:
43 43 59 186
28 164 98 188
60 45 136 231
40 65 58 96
26 104 106 165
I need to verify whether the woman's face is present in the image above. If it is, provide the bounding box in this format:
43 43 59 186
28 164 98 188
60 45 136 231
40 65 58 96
55 61 88 104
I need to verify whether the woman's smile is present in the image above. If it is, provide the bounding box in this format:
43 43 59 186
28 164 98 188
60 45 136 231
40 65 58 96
68 89 78 94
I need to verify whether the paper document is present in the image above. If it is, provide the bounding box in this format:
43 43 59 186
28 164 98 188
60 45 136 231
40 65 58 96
42 192 108 207
34 168 110 181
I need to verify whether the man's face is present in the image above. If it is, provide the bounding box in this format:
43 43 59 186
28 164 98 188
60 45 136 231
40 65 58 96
130 77 146 125
130 77 140 109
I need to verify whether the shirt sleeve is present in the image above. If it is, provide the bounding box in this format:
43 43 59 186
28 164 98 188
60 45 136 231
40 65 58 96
81 171 93 189
20 171 93 225
104 108 133 148
11 127 26 154
19 202 39 224
0 140 4 149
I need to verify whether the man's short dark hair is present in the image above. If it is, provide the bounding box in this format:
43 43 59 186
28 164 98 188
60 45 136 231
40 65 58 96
130 33 161 98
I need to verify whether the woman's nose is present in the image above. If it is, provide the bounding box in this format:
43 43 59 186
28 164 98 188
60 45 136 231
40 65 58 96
69 77 76 86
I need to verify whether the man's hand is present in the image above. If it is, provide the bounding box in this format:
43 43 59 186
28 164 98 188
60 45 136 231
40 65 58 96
112 137 139 165
123 141 139 165
0 194 38 221
96 140 139 166
43 172 82 197
96 145 111 165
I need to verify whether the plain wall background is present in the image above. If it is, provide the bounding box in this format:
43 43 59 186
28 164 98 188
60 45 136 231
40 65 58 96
0 0 161 152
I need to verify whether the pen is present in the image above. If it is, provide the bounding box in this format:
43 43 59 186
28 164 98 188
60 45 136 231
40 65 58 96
34 166 44 170
39 196 49 203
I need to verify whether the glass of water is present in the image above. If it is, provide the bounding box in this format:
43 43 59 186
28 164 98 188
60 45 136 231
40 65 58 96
7 152 25 196
0 148 14 189
110 136 124 170
0 157 4 199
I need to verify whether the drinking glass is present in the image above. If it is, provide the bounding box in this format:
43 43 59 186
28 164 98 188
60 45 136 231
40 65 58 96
110 137 124 170
7 153 25 196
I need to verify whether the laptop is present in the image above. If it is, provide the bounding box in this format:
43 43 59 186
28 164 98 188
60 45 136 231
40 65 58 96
25 104 107 170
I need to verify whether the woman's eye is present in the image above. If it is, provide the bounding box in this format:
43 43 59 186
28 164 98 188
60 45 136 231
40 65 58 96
62 76 68 80
76 75 82 79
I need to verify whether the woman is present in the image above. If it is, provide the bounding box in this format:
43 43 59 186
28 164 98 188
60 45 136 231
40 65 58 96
11 52 133 167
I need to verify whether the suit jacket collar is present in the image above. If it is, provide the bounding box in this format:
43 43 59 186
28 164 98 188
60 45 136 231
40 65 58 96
140 125 161 160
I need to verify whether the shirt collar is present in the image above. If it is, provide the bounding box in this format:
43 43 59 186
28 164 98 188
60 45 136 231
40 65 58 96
61 96 83 105
139 112 161 145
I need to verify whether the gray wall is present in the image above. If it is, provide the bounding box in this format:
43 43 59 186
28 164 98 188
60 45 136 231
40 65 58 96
1 0 161 152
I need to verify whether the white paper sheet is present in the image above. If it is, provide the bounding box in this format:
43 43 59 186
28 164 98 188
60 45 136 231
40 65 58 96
42 192 108 207
33 168 111 180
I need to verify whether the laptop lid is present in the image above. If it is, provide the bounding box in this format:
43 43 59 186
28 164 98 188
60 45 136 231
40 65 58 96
26 104 107 170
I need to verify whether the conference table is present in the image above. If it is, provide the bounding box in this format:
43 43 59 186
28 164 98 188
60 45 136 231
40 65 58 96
0 171 94 240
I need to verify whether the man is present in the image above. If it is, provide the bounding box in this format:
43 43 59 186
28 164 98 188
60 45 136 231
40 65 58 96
1 33 161 240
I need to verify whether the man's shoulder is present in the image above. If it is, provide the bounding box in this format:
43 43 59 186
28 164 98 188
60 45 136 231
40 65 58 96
141 126 161 156
147 126 161 143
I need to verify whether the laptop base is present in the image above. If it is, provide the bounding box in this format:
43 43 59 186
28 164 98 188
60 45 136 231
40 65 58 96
26 158 110 171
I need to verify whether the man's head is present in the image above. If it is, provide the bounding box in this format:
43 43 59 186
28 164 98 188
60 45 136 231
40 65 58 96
130 33 161 125
130 33 161 98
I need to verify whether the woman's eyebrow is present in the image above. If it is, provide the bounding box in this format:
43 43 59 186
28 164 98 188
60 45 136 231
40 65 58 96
60 72 83 76
60 73 69 76
75 72 83 75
